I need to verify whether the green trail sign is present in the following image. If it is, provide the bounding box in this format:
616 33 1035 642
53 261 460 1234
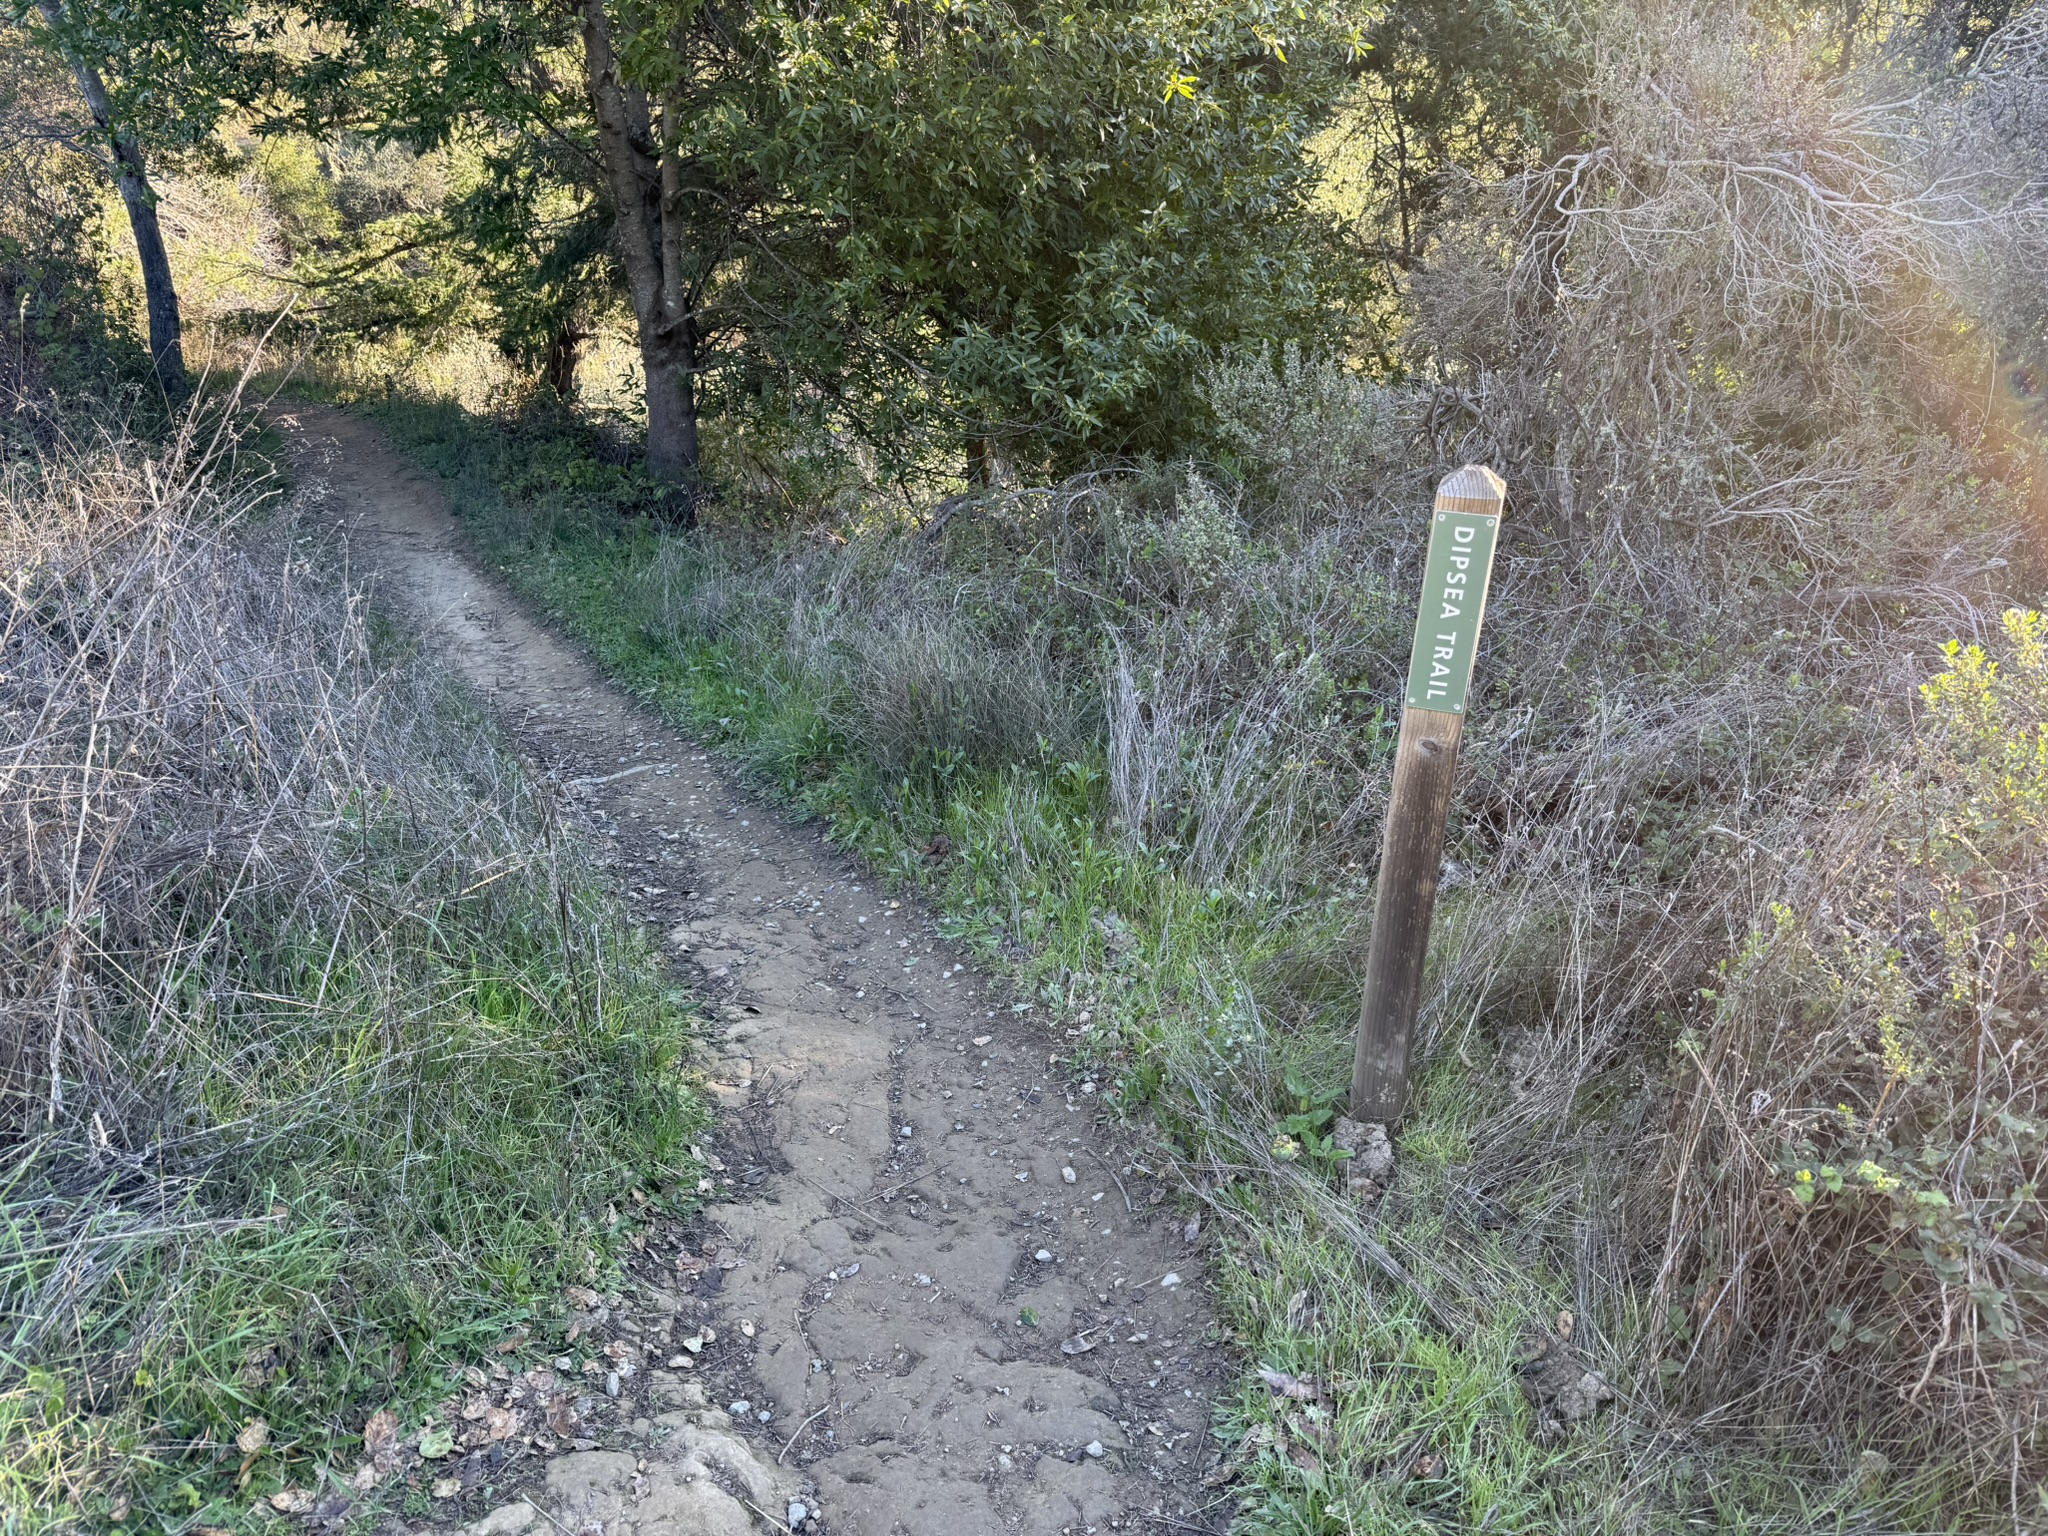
1403 508 1502 713
1350 464 1507 1126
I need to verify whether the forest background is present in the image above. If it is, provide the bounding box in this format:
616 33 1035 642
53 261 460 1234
5 0 2048 1531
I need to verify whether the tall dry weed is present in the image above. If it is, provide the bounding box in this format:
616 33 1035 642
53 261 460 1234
1378 0 2048 1492
1 396 708 1523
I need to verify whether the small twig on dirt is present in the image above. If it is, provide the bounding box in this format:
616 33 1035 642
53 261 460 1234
1090 1149 1134 1212
777 1404 831 1463
1137 1495 1237 1534
521 1496 578 1536
737 1493 794 1532
790 1169 882 1214
565 763 657 788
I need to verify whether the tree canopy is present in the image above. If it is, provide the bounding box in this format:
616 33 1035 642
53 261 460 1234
290 0 1372 490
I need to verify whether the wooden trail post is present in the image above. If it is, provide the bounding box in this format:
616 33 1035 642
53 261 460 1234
1348 464 1506 1125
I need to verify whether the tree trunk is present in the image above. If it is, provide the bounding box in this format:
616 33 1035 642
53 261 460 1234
642 336 700 493
111 134 186 394
37 0 185 397
543 323 580 399
577 0 702 499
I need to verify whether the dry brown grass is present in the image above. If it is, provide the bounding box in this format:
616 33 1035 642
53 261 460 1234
1376 1 2048 1502
0 390 701 1528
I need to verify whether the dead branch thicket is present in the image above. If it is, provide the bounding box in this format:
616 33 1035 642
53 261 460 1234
1387 0 2048 1496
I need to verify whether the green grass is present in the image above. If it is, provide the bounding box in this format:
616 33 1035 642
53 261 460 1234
357 393 1976 1534
3 680 707 1533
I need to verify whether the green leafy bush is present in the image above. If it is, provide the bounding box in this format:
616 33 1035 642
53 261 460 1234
1663 610 2048 1472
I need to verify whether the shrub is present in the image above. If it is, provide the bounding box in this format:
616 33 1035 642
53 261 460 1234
1658 610 2048 1470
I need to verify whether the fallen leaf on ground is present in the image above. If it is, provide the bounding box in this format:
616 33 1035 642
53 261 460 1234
565 1285 599 1310
546 1394 579 1436
362 1408 397 1458
431 1477 461 1499
268 1489 314 1515
417 1423 455 1459
485 1406 523 1441
1257 1366 1322 1401
235 1419 269 1456
1059 1334 1096 1355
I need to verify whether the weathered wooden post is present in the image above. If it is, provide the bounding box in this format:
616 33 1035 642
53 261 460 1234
1348 464 1506 1124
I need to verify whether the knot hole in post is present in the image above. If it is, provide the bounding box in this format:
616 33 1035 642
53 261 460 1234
1418 738 1443 759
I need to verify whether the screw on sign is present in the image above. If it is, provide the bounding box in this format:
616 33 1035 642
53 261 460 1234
1348 464 1506 1125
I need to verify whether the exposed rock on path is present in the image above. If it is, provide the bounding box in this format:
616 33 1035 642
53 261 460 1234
285 406 1230 1536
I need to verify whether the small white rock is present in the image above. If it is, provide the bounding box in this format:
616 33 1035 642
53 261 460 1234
1035 1249 1053 1262
1061 1166 1076 1184
1085 1440 1105 1458
729 1400 751 1416
787 1503 808 1529
899 1125 913 1138
1159 1272 1182 1289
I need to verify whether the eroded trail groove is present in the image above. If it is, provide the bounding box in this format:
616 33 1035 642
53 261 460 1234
286 406 1229 1536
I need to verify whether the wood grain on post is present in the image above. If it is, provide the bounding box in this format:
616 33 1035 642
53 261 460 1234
1349 464 1507 1124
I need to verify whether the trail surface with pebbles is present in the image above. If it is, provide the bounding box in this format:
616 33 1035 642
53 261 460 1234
283 405 1232 1536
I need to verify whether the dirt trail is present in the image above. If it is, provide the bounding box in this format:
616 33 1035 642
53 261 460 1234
284 406 1231 1536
